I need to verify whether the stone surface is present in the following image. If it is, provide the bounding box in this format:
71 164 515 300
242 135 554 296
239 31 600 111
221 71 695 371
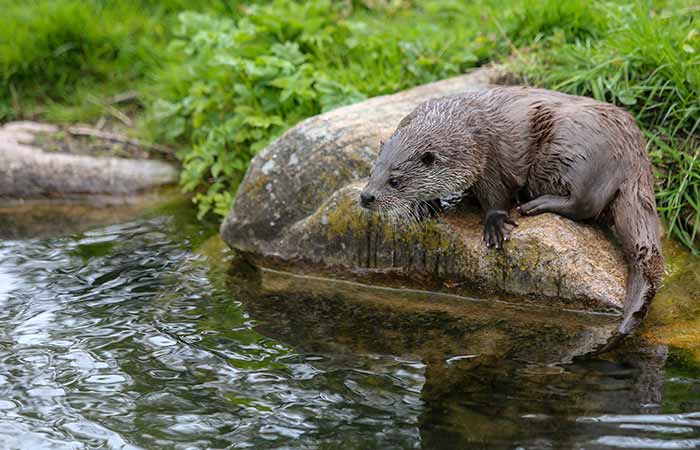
0 121 178 199
221 67 628 314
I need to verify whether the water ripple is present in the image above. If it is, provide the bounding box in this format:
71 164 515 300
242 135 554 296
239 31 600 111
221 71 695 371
0 206 698 449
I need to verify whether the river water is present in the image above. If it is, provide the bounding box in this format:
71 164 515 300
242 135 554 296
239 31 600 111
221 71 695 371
0 199 699 449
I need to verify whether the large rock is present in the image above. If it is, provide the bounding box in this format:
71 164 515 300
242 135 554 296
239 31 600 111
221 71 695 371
221 67 628 315
0 121 178 199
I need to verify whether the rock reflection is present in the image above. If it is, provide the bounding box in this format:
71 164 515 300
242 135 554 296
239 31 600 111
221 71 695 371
229 259 690 449
228 259 619 363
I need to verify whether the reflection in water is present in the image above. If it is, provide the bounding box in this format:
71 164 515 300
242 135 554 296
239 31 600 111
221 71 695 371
0 201 697 449
230 265 700 449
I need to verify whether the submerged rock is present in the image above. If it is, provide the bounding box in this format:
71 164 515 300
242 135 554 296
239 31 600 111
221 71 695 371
221 67 628 317
0 121 178 199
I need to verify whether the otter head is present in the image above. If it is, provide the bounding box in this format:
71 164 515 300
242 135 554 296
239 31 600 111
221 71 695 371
359 124 483 222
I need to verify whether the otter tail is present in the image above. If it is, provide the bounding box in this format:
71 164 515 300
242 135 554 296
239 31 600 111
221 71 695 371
596 171 664 353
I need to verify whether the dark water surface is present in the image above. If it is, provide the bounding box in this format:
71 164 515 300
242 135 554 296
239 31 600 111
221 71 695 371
0 200 699 449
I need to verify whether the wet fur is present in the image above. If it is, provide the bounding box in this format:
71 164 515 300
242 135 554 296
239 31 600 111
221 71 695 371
361 86 664 353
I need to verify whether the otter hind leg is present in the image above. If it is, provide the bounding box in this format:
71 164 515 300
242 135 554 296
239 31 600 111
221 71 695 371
520 160 624 221
518 194 581 219
518 192 610 221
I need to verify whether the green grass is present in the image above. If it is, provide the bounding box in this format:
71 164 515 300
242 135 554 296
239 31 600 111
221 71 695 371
0 0 231 122
2 0 700 252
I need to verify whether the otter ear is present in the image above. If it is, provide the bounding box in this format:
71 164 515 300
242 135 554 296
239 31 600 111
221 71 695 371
420 152 436 166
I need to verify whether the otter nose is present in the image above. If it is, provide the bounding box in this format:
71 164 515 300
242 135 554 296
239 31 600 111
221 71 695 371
360 191 375 207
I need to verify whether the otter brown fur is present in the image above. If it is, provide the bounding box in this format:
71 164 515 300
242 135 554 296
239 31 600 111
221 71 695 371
359 86 664 353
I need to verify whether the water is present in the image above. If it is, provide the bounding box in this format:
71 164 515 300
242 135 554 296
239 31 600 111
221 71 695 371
0 200 699 449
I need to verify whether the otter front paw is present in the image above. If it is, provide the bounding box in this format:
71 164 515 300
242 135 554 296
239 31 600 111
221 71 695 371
483 209 518 249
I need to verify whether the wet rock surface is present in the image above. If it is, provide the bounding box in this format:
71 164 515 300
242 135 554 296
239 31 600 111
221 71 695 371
221 67 628 315
0 121 178 199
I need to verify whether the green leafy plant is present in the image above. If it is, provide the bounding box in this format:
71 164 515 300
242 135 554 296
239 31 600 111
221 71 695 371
148 0 498 218
148 5 363 217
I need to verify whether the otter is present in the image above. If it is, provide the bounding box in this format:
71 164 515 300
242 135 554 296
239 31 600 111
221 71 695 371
359 86 664 353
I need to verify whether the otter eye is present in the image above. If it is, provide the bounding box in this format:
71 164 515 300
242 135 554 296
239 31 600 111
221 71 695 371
388 178 400 189
421 152 435 166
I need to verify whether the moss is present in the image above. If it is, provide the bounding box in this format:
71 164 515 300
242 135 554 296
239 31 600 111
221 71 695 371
404 220 454 253
514 241 543 274
318 173 340 193
483 246 508 270
641 238 700 363
322 192 458 255
324 194 369 238
661 236 694 278
244 173 270 198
